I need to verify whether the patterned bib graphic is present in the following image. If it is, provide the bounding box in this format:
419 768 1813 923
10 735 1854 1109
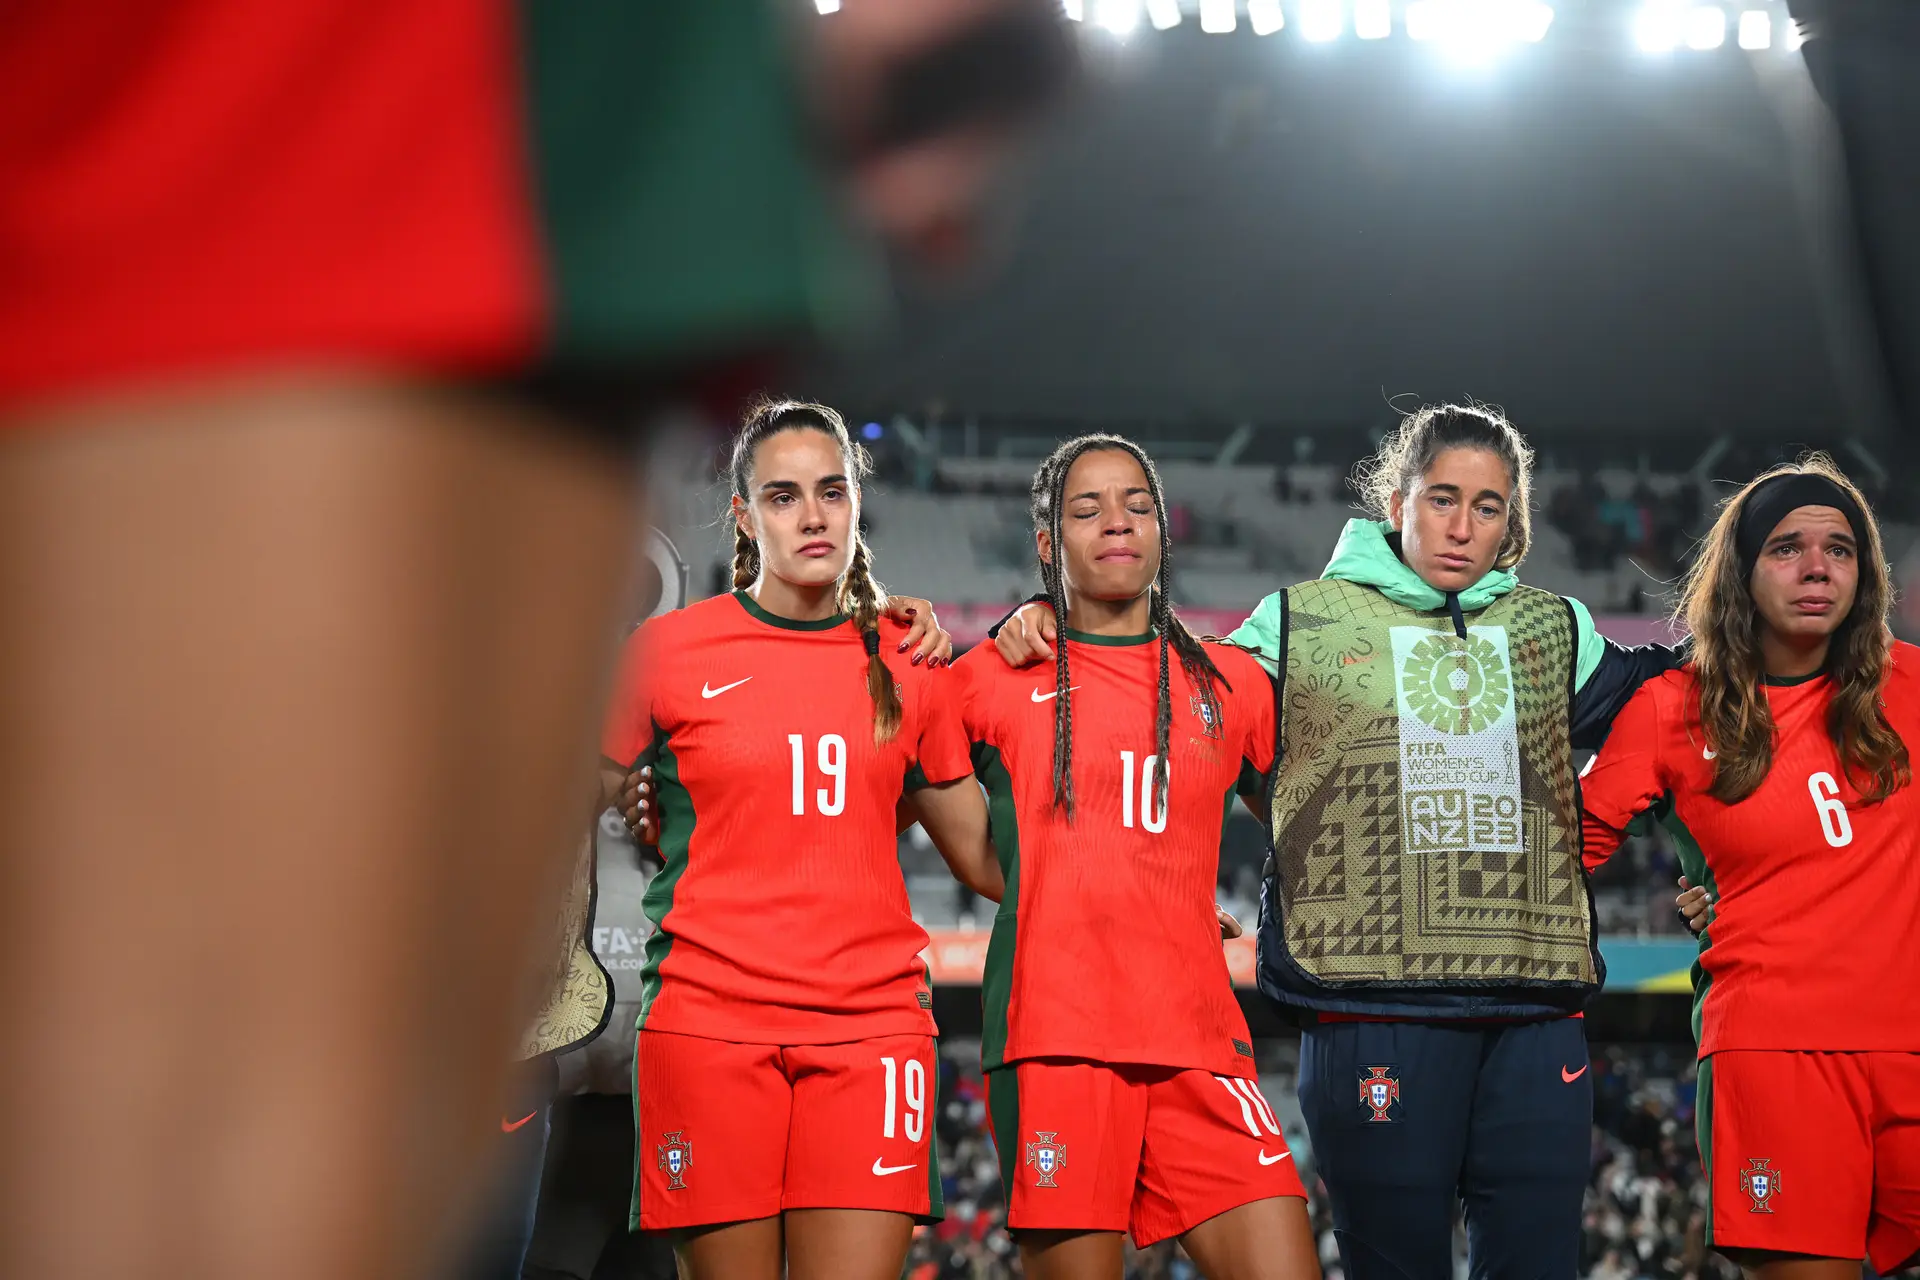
1390 626 1524 857
1398 632 1512 734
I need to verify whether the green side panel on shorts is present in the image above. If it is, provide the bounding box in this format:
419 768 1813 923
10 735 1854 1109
926 1046 946 1222
520 1 881 367
629 1070 644 1232
976 744 1022 1070
1696 1053 1716 1247
988 1065 1022 1195
635 735 695 1031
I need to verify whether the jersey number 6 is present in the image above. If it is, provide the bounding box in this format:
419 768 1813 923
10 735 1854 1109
1807 771 1853 848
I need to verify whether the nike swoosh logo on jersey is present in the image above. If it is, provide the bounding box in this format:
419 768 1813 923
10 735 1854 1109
1703 746 1716 760
1258 1149 1291 1166
1562 1064 1588 1083
872 1158 917 1176
701 677 752 699
501 1111 539 1134
1031 686 1082 703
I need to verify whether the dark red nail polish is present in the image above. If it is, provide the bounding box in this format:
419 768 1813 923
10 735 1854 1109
912 653 923 665
898 641 908 652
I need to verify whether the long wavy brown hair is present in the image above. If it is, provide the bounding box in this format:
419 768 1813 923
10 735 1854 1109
1678 453 1909 804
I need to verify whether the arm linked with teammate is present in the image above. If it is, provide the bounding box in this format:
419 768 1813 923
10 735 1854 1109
1575 681 1672 873
900 781 1004 903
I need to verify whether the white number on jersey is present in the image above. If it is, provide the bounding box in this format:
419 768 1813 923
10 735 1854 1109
880 1055 926 1143
1807 771 1853 848
1119 751 1169 833
788 733 847 817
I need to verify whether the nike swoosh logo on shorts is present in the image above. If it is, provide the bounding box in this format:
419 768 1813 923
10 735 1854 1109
1562 1065 1588 1083
1258 1149 1291 1166
1031 686 1081 703
872 1158 917 1176
501 1112 538 1133
701 677 752 699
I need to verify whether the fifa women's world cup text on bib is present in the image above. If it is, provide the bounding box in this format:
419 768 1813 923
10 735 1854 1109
1390 627 1525 857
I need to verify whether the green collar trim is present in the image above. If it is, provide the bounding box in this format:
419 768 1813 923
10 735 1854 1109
732 589 848 632
1762 668 1828 688
1061 626 1157 647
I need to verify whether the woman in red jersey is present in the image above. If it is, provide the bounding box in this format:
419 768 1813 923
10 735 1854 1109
953 434 1316 1280
599 400 1001 1280
1582 457 1918 1278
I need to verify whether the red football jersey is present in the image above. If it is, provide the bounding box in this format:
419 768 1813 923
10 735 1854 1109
1581 642 1920 1055
957 628 1272 1079
601 592 972 1045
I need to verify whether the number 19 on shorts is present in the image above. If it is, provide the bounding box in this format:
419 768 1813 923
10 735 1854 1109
880 1056 925 1142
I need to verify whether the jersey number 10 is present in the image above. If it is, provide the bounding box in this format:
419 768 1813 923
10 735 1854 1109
1119 751 1169 833
789 733 847 816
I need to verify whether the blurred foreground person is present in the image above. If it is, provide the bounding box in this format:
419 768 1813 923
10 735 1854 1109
1583 458 1920 1277
0 3 1069 1278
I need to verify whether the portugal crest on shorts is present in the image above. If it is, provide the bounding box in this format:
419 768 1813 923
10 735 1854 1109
657 1131 692 1190
1360 1066 1401 1123
1742 1157 1781 1212
1026 1131 1067 1188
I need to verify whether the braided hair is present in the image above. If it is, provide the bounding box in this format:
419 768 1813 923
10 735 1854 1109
728 398 902 744
1028 434 1229 819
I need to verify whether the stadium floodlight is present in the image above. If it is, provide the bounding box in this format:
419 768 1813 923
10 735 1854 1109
1355 0 1392 39
1062 0 1085 18
1301 0 1344 41
1147 0 1183 28
1200 0 1237 32
1736 9 1770 47
1249 0 1286 34
1782 15 1804 49
1405 0 1553 56
1634 3 1683 51
1515 1 1554 41
814 0 840 12
1097 0 1142 35
1684 5 1727 48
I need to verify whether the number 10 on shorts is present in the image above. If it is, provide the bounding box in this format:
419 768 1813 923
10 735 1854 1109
881 1056 926 1142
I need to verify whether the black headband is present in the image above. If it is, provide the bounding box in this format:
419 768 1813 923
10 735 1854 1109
1734 473 1868 581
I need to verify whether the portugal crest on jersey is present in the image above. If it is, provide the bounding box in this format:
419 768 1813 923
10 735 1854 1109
657 1131 692 1190
1742 1158 1780 1212
1189 690 1224 740
1360 1066 1401 1123
1026 1131 1067 1188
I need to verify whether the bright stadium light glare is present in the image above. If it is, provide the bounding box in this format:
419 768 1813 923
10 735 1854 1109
1355 0 1392 39
1405 0 1552 58
1249 0 1286 34
1200 0 1237 32
1736 9 1770 47
1782 16 1804 49
814 0 840 12
1301 0 1344 41
1516 1 1554 41
1096 0 1142 35
1062 0 1085 19
1147 0 1183 28
1685 5 1727 49
1635 4 1683 52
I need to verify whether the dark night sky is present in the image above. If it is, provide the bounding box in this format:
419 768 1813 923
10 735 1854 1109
806 22 1851 442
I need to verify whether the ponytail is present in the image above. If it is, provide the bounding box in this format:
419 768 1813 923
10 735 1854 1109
839 534 903 744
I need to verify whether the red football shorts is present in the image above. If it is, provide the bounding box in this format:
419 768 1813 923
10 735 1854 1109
633 1028 942 1232
1701 1050 1920 1271
987 1058 1306 1247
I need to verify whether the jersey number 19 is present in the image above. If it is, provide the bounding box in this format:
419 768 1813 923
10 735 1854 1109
789 733 846 816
